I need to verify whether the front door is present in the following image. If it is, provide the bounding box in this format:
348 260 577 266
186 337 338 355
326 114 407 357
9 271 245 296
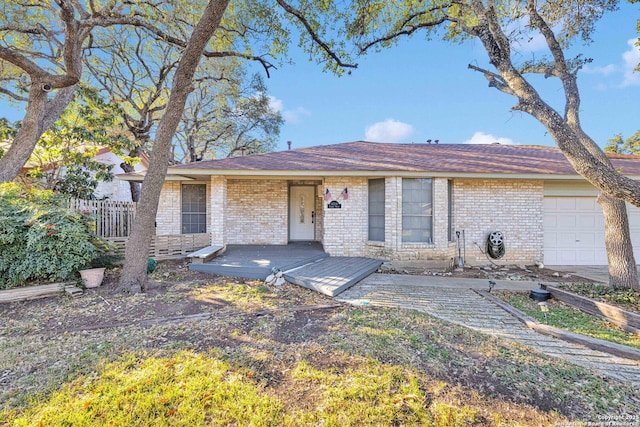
289 186 315 241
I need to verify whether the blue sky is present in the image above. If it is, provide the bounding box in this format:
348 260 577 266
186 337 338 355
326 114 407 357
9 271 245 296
0 5 637 154
259 3 640 151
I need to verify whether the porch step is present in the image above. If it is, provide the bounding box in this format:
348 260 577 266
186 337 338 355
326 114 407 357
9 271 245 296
284 257 383 297
187 245 225 264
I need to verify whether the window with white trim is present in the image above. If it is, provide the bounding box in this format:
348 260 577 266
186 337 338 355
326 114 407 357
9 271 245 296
181 184 207 234
368 179 385 241
402 178 433 243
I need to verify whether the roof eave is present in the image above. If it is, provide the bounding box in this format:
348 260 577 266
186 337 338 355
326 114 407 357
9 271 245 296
164 168 639 180
117 173 195 182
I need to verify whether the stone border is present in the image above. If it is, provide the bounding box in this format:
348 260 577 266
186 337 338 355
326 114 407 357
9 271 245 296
475 289 640 361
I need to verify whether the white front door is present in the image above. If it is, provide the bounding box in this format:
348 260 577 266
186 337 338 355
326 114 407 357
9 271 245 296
289 186 315 241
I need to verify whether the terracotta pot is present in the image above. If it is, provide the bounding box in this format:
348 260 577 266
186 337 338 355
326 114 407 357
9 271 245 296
79 267 106 288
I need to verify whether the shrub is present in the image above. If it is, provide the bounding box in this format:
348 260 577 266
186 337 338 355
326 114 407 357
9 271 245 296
0 183 101 289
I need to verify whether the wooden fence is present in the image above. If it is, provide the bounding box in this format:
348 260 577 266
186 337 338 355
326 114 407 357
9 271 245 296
67 199 211 258
105 233 211 259
67 198 137 238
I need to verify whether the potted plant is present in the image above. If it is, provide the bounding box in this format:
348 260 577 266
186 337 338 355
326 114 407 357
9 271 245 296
79 263 107 288
78 239 117 289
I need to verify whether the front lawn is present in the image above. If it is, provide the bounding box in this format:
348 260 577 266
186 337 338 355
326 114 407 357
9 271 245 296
1 260 639 426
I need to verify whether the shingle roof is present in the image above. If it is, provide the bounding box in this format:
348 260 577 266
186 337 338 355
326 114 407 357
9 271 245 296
168 141 640 176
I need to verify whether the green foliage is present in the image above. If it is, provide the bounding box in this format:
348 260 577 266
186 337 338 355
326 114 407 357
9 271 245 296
562 282 640 310
19 87 132 199
0 183 103 289
605 131 640 155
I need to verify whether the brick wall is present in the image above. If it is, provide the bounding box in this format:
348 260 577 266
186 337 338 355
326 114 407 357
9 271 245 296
209 176 226 246
225 179 288 244
322 177 368 256
156 182 181 235
157 176 544 265
156 181 211 236
454 179 544 264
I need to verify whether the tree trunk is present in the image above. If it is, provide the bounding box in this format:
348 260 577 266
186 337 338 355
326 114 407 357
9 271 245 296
120 146 143 202
118 0 231 293
598 193 639 289
0 85 76 183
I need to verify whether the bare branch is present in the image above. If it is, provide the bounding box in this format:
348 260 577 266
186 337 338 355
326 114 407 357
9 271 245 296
358 17 447 53
526 0 581 125
276 0 357 70
467 63 514 95
202 51 276 77
0 86 28 102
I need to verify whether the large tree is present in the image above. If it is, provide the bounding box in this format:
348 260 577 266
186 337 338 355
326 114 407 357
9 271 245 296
175 69 283 162
2 88 129 199
86 26 180 201
347 0 639 288
119 0 356 292
0 0 166 183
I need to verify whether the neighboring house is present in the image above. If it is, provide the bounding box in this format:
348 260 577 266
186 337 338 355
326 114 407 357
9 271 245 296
119 141 640 266
16 147 149 202
91 148 149 201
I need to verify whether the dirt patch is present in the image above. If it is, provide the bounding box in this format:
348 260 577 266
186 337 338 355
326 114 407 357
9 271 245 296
381 262 590 283
2 259 639 424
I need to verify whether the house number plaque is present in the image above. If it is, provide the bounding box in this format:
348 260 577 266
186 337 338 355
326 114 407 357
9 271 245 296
327 201 342 209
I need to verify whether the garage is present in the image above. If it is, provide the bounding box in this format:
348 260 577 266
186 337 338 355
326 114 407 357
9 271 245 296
544 196 640 265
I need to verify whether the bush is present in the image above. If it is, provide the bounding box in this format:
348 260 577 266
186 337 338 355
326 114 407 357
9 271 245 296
0 183 102 289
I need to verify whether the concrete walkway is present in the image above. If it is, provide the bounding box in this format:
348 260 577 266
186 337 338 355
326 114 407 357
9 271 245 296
337 274 640 386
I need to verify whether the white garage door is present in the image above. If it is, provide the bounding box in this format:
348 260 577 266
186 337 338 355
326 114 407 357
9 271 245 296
544 197 640 265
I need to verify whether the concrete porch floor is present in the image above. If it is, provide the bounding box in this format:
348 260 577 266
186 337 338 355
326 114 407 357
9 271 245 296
188 242 383 296
189 242 328 279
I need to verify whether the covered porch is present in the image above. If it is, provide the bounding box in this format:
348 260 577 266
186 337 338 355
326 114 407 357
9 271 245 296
189 242 382 296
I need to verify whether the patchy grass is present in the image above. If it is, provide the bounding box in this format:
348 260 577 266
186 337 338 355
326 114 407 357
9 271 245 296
1 261 640 426
558 283 640 313
496 291 640 350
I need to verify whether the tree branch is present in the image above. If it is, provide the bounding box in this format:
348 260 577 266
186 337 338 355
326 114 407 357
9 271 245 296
0 86 28 102
275 0 357 70
467 63 514 95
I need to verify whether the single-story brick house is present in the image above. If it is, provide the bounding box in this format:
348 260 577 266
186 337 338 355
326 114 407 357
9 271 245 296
121 141 640 265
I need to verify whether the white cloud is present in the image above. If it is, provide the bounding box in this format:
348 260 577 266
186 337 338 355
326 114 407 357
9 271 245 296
582 63 618 76
268 95 283 112
463 131 516 145
364 119 414 143
621 38 640 87
268 96 311 124
282 107 311 124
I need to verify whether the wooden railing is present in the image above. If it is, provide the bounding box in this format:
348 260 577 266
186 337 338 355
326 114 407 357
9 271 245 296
105 233 211 259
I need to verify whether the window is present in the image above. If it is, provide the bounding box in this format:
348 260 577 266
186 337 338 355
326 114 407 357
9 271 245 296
182 184 207 234
368 179 385 241
402 178 432 243
448 179 454 242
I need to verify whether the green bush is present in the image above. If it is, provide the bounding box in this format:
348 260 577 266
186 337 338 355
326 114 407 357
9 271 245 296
0 183 102 289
